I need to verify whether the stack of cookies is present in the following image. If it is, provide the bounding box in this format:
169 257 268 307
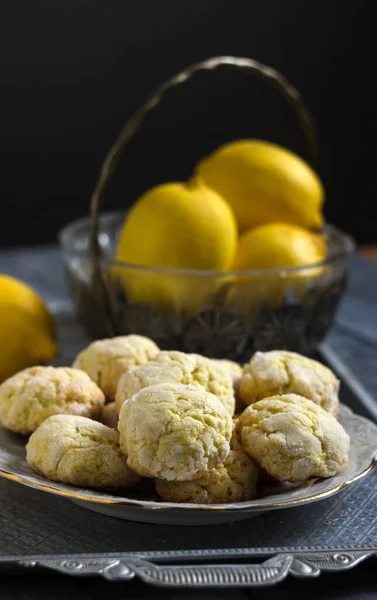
0 335 350 504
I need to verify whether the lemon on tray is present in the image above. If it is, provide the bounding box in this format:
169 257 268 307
0 275 58 383
196 139 324 233
115 180 237 312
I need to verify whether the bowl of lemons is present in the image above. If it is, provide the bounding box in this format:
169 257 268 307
60 57 354 360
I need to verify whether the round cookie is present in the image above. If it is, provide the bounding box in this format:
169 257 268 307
155 432 258 503
26 415 140 490
118 382 233 481
0 366 105 434
72 335 159 401
115 351 235 415
240 350 339 415
237 393 349 482
99 402 118 429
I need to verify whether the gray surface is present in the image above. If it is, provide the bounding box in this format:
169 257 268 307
0 246 377 598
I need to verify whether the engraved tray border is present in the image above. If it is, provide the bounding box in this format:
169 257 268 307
0 546 376 587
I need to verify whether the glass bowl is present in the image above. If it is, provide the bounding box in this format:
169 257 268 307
60 212 354 360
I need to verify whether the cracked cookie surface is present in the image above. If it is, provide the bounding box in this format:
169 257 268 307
240 350 339 415
26 414 140 489
237 393 349 482
155 431 258 503
118 382 233 481
115 351 235 416
0 366 105 434
73 335 159 401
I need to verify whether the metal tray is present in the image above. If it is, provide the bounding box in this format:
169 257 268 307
0 309 377 588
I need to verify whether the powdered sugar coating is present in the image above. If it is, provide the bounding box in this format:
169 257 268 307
118 382 233 481
240 350 339 415
115 351 235 415
73 335 159 401
0 366 105 434
237 393 349 482
26 414 140 489
155 431 258 503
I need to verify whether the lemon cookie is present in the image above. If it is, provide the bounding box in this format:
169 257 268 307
237 393 349 482
118 382 233 481
72 335 159 401
0 366 105 434
115 351 235 415
99 402 118 429
26 415 140 489
155 432 258 503
240 350 339 415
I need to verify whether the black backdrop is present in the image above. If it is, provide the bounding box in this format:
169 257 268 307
1 0 376 247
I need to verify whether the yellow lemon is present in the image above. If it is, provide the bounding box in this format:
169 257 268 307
115 181 237 312
196 139 324 232
0 275 58 383
233 222 325 270
227 223 326 317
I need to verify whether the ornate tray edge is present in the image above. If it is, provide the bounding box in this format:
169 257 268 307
1 547 376 587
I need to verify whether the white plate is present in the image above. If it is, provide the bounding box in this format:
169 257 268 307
0 404 376 525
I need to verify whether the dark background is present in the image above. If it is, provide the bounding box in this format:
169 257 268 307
1 0 376 247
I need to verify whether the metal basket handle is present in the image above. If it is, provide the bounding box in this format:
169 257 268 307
88 55 319 332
